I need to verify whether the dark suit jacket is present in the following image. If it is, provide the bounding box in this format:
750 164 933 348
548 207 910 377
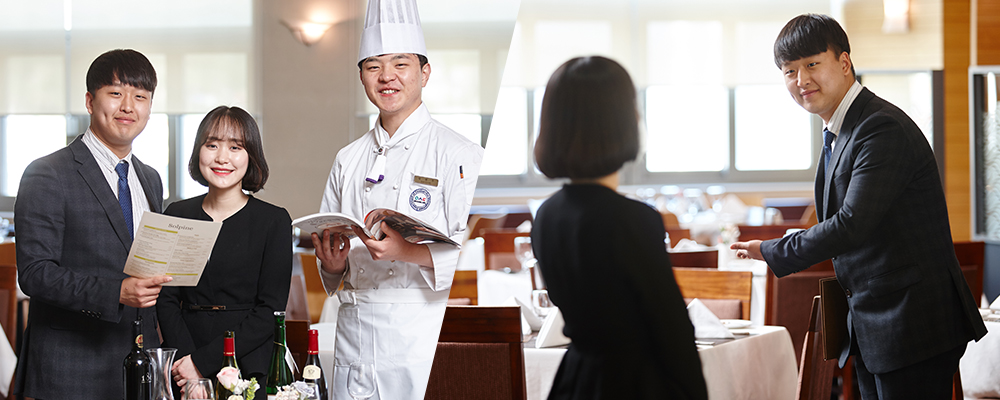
532 184 708 400
14 136 163 399
761 88 987 374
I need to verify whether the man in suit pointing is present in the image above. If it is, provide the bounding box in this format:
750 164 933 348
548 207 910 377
14 49 172 399
731 14 986 399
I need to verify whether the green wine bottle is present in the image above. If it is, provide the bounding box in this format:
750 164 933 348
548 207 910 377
266 311 293 398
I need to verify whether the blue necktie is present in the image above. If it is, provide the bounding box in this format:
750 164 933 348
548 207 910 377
822 128 835 173
116 161 133 239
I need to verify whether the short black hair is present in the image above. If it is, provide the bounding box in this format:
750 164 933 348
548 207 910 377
86 49 157 94
774 14 855 77
188 106 269 193
534 56 639 180
357 54 428 70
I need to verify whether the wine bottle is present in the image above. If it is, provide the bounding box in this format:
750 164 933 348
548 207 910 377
302 329 328 400
266 311 293 398
216 330 240 400
123 317 152 400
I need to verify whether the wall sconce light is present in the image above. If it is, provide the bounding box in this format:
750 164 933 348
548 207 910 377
282 20 333 46
882 0 910 34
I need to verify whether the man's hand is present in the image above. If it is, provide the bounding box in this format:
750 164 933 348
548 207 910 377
171 355 203 393
730 240 764 261
354 223 433 267
120 275 172 308
312 229 350 274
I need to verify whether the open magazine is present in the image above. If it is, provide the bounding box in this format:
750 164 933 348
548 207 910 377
292 208 460 247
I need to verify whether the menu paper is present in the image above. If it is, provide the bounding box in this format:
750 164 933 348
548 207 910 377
123 212 223 287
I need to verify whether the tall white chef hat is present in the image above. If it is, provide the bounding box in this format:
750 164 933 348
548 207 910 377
358 0 427 63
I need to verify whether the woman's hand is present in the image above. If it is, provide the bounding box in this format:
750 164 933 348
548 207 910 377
312 229 350 274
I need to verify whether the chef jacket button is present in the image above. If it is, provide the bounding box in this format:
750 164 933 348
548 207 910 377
365 187 371 192
405 145 410 150
393 184 398 190
844 289 852 298
388 269 394 276
359 268 365 274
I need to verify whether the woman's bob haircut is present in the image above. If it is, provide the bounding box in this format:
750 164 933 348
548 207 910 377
534 56 639 180
188 105 269 193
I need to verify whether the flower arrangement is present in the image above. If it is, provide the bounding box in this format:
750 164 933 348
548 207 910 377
718 223 740 246
217 367 260 400
273 382 318 400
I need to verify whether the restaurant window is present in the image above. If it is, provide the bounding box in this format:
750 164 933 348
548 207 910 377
1 115 67 195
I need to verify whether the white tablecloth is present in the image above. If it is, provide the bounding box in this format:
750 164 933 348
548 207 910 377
1 323 15 397
960 318 1000 399
524 326 798 400
717 258 768 326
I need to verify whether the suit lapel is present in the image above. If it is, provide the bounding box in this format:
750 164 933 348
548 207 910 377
821 88 874 219
70 138 133 250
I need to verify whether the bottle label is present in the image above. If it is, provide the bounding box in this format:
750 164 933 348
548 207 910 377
136 334 143 349
303 365 321 380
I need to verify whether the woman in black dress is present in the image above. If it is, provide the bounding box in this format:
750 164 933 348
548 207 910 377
531 56 708 400
157 106 292 396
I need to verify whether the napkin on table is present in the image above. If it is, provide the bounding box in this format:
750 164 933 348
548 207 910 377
687 298 735 339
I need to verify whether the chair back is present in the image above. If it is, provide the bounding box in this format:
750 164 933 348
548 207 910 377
425 306 526 400
665 228 691 243
672 268 752 319
795 296 836 400
467 212 508 241
737 224 809 241
764 260 835 357
299 253 329 323
481 229 530 272
661 212 682 229
953 241 984 301
449 270 478 305
668 249 718 268
285 319 310 373
0 264 15 346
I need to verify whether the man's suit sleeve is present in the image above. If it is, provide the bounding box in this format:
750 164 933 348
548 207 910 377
761 111 919 276
15 156 125 322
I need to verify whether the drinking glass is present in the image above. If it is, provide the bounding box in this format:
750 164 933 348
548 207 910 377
347 361 376 400
532 289 554 318
146 347 177 400
183 378 215 400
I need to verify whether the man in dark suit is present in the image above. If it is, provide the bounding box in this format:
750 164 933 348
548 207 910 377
14 49 173 399
731 14 987 399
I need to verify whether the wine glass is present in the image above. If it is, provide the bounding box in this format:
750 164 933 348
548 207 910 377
532 289 554 318
183 378 215 400
347 361 376 400
513 236 534 272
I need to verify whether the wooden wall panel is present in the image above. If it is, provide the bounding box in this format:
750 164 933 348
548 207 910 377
978 0 1000 65
943 0 971 241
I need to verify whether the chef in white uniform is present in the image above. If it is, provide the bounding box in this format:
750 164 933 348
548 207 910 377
311 0 483 398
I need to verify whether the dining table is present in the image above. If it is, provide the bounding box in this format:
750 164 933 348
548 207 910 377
524 325 798 400
958 313 1000 399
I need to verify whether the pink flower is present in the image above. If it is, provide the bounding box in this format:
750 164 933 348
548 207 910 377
217 367 241 390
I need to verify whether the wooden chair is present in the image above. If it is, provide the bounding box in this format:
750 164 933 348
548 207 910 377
668 249 718 268
737 223 809 241
285 319 310 373
425 306 526 400
666 228 691 243
0 264 16 347
298 253 329 323
672 268 752 319
953 241 984 302
481 228 530 272
661 212 682 229
795 296 837 400
449 270 478 305
764 260 835 358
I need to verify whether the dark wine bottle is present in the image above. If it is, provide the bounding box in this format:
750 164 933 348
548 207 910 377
266 311 293 398
216 330 240 399
301 329 328 400
123 317 152 400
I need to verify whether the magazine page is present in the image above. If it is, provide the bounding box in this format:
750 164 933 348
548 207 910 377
292 212 374 239
365 208 460 247
122 212 223 287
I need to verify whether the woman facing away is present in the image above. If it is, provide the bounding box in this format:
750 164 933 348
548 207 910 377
157 106 292 398
530 56 708 400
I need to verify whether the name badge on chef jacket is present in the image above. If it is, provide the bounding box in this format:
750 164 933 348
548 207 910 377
410 175 437 212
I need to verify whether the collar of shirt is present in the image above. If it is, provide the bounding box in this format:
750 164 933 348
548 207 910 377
823 80 864 148
373 103 431 149
82 128 134 170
